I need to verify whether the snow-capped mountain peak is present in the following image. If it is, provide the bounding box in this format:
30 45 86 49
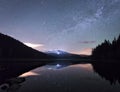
46 50 67 55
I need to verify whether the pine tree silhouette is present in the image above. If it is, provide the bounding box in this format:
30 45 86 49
92 35 120 61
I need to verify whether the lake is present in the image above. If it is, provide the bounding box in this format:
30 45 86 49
0 61 120 92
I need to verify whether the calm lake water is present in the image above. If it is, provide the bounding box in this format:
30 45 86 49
0 62 120 92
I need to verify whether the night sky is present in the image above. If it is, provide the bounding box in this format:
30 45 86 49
0 0 120 55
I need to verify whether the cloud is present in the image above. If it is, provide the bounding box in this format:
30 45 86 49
79 41 96 44
24 42 44 48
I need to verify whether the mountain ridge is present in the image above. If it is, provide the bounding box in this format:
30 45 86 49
0 33 51 59
45 50 88 59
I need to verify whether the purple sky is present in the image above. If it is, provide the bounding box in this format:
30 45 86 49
0 0 120 55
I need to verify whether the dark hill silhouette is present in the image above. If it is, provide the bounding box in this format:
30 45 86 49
0 33 51 59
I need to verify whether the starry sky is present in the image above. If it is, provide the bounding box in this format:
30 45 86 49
0 0 120 55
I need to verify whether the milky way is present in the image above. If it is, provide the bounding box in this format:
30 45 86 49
0 0 120 54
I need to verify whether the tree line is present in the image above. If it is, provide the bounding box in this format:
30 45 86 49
92 35 120 60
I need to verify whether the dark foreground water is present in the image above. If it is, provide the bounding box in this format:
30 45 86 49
0 61 120 92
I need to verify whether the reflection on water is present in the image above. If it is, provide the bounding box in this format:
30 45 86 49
15 63 120 92
19 63 93 77
92 62 120 85
20 71 39 77
70 64 93 71
0 62 46 85
0 61 120 92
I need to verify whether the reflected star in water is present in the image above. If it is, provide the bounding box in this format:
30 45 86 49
45 63 68 70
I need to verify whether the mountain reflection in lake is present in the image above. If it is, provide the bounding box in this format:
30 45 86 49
0 62 120 92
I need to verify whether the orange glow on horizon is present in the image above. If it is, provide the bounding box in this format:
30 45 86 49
23 42 92 55
73 48 92 55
